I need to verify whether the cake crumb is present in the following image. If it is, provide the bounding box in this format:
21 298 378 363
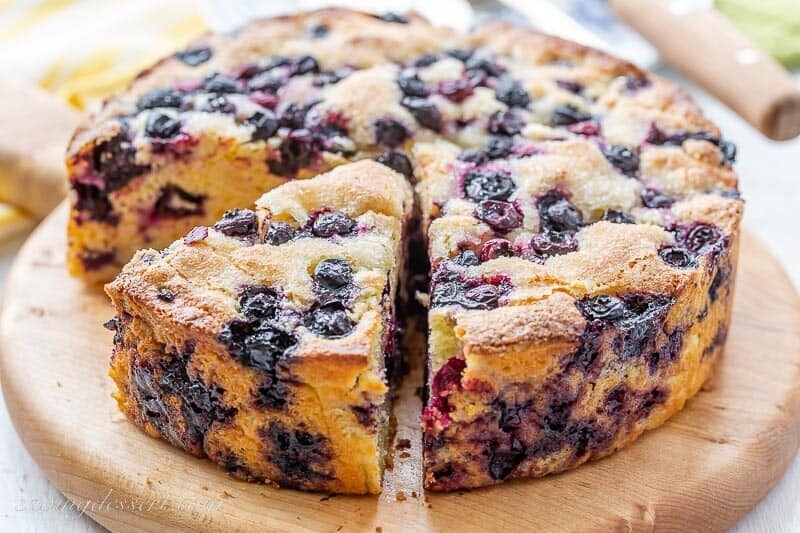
221 490 233 499
145 478 153 488
395 492 406 502
375 527 382 532
201 485 208 491
411 491 418 498
395 438 411 450
399 451 410 459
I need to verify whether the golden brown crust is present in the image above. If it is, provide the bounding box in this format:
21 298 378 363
107 161 411 494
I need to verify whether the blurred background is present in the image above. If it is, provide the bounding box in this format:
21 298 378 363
0 0 797 530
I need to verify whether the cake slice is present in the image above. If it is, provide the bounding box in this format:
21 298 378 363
414 23 743 490
106 161 413 493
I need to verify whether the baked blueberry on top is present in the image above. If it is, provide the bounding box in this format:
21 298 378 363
97 8 742 494
106 161 413 494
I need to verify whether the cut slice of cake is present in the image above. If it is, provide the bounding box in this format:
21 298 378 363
413 23 743 489
106 161 413 493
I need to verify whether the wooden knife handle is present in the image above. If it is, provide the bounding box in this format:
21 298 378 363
611 0 800 141
0 78 82 219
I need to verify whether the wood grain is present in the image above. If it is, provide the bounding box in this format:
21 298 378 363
0 203 799 532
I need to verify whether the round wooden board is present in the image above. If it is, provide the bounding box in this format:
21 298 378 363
1 203 799 532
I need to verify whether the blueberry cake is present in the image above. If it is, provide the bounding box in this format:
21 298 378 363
96 9 743 493
106 161 413 493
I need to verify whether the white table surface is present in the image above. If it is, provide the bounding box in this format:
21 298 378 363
0 68 797 532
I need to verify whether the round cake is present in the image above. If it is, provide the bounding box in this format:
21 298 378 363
81 9 743 493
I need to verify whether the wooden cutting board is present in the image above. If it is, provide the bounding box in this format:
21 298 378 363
0 203 798 532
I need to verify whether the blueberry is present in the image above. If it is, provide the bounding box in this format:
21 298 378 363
213 209 257 237
474 200 523 233
262 422 332 483
305 303 354 337
551 104 592 126
73 183 115 223
145 112 181 139
457 148 488 164
453 249 480 267
278 102 312 129
446 48 473 62
556 80 583 93
156 289 175 302
604 386 627 414
488 110 524 136
537 193 583 234
153 185 205 218
244 327 298 370
641 189 673 209
718 140 737 164
485 135 514 159
464 56 504 77
430 274 510 310
308 24 329 38
202 73 239 94
373 118 408 148
91 132 148 190
375 12 409 24
268 130 315 177
431 357 466 395
137 88 183 110
247 71 284 93
602 145 639 177
375 151 413 179
239 286 279 320
174 46 213 66
412 54 440 67
397 74 428 97
290 55 319 76
578 295 626 321
601 210 635 224
80 249 116 271
439 78 475 103
495 78 530 108
313 259 352 291
480 238 514 261
625 75 651 91
247 110 279 141
263 55 290 70
401 97 442 131
530 231 578 256
264 222 297 245
685 224 722 252
313 69 348 87
463 169 516 202
487 444 525 480
659 247 697 268
311 211 355 238
463 284 502 307
218 320 297 371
